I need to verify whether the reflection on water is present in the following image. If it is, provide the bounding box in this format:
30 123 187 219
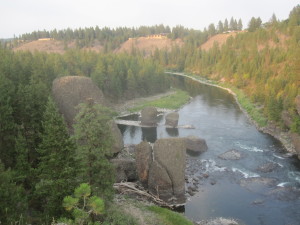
141 127 157 143
165 127 179 137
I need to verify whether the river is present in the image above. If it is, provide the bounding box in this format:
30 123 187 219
117 74 300 225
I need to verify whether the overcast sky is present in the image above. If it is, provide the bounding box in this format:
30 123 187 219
1 0 299 38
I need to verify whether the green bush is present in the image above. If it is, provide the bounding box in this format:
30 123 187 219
147 206 194 225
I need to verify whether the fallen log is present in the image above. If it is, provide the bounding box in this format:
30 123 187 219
113 182 176 209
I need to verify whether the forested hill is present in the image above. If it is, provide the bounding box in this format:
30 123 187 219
161 5 300 136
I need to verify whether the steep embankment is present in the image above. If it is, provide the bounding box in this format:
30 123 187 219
116 36 183 55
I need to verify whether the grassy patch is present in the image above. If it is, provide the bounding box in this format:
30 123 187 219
222 84 268 127
129 89 190 112
147 206 194 225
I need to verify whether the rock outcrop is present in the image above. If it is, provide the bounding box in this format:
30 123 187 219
111 158 137 182
140 106 158 126
185 136 208 153
108 120 124 154
135 138 186 204
148 160 173 200
152 138 186 203
165 112 179 127
52 76 106 127
135 141 152 187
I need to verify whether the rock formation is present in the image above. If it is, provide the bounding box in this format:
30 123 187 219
111 158 137 182
140 106 158 126
152 138 186 203
165 112 179 127
135 138 186 204
185 135 208 153
135 141 152 187
52 76 106 127
52 76 124 154
108 120 124 154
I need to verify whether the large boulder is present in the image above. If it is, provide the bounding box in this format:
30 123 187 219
165 112 179 127
140 106 158 126
148 160 173 201
151 138 186 204
111 159 137 182
296 95 300 115
108 120 124 154
52 76 106 127
135 141 152 187
185 136 208 153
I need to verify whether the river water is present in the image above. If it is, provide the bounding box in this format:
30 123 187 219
118 75 300 225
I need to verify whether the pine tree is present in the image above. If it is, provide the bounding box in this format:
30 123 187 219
0 161 27 224
35 97 78 219
73 100 115 200
14 130 31 187
237 19 243 30
0 73 16 168
218 21 224 33
224 19 229 31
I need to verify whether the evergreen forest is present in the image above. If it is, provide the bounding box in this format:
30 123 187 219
0 4 299 224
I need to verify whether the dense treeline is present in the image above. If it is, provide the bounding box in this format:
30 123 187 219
12 18 243 51
158 5 300 133
0 45 168 223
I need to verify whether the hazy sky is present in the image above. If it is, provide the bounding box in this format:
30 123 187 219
1 0 299 38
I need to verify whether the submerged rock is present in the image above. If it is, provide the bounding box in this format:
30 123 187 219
218 149 242 160
268 187 300 201
256 162 278 173
197 217 244 225
185 136 208 153
240 177 277 192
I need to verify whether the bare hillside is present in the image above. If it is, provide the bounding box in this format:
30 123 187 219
14 39 68 53
116 36 183 54
201 32 241 51
13 39 103 54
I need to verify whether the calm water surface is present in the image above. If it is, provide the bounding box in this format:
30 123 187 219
118 75 300 225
